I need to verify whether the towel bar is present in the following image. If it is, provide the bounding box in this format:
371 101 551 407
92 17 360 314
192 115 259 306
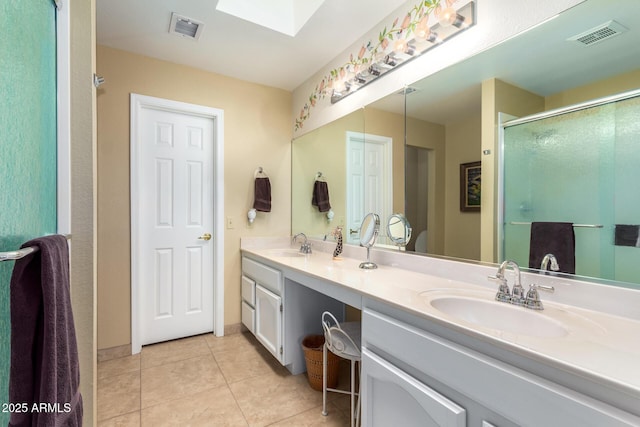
509 222 603 228
0 234 72 262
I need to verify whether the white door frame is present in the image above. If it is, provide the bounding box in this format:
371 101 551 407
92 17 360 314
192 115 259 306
130 94 225 354
345 131 393 243
56 0 71 234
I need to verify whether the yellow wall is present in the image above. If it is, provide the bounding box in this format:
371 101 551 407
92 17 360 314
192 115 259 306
70 0 97 423
546 69 640 110
481 79 545 262
291 109 364 237
444 114 482 260
364 108 406 215
96 46 292 350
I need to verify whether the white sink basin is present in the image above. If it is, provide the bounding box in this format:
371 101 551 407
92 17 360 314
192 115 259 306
267 249 306 258
425 292 569 338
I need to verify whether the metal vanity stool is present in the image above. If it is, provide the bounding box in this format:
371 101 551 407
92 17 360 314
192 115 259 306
321 311 362 427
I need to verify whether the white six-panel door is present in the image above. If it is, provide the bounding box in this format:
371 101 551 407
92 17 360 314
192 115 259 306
137 105 215 345
346 132 393 244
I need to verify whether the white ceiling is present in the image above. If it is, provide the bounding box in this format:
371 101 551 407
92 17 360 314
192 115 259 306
371 0 640 124
96 0 407 91
97 0 640 123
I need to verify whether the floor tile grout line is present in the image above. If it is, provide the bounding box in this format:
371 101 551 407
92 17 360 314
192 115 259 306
139 351 215 372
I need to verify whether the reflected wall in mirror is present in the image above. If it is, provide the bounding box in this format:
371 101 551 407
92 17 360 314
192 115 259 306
292 108 364 239
291 0 640 288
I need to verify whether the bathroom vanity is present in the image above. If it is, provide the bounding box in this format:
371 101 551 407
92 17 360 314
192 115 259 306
240 237 640 426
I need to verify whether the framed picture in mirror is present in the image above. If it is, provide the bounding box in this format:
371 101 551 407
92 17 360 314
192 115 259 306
460 161 481 212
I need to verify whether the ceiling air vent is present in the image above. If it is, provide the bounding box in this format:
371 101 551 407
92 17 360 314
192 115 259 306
169 13 204 40
567 20 628 46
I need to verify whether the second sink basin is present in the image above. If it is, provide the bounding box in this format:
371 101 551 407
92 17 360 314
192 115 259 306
266 249 306 258
424 291 569 338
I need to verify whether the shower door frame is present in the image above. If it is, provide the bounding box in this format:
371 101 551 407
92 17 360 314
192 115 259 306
497 87 640 262
57 2 71 234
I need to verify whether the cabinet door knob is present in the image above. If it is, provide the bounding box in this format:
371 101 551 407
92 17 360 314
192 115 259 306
198 233 212 241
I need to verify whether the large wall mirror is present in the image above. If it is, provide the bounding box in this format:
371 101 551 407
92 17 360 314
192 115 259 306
291 0 640 287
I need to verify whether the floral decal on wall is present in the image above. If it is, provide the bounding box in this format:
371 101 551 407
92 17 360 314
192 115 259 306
295 0 472 131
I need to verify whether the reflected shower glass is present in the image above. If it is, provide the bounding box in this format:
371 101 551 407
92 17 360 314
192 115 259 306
502 93 640 285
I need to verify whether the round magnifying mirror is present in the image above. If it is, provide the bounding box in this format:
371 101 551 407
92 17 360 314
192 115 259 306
387 213 412 248
359 213 380 269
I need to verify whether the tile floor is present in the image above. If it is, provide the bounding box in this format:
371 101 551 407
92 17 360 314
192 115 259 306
97 332 354 426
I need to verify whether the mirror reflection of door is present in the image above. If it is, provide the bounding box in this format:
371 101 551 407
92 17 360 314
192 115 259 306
346 132 393 245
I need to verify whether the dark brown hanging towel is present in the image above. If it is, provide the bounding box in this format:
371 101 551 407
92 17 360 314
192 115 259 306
253 177 272 212
528 222 575 274
312 180 331 212
9 235 83 426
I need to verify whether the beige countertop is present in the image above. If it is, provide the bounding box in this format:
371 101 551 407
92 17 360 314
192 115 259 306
241 237 640 400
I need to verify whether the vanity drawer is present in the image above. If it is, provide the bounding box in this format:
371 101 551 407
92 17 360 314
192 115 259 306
242 256 282 295
241 275 256 306
241 301 255 333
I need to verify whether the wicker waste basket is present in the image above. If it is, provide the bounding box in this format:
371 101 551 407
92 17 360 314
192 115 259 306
301 334 340 391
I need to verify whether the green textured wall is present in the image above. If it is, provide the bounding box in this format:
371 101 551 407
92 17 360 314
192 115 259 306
0 0 57 420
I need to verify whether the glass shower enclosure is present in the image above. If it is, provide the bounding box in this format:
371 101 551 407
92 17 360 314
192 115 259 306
500 90 640 286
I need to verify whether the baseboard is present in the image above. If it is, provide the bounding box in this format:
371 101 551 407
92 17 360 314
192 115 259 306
98 324 243 361
97 344 131 362
224 323 243 335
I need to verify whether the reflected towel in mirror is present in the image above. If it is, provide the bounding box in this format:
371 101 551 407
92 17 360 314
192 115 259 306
529 222 575 274
614 224 640 247
312 180 331 212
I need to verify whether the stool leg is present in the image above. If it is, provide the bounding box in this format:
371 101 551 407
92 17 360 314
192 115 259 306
355 360 361 427
322 343 328 416
350 359 356 427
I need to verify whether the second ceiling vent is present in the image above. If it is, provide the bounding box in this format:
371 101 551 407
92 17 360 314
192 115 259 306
567 20 628 47
169 13 204 41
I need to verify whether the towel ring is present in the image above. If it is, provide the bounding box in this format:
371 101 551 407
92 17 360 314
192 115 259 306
315 172 326 182
255 167 268 178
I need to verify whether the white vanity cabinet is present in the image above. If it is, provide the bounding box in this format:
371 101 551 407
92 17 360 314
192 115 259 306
362 306 640 427
242 256 284 362
241 254 345 373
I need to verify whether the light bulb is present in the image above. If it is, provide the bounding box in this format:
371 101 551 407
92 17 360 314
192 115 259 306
414 16 430 42
438 6 457 26
394 38 408 53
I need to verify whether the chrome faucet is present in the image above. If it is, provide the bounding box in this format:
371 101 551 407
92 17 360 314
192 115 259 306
489 260 556 310
292 233 312 254
540 253 560 273
488 260 525 305
525 283 555 310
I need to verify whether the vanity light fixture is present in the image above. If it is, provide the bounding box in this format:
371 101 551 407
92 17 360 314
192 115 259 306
330 0 475 104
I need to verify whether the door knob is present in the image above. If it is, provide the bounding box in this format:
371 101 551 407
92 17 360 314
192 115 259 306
349 228 359 235
198 233 212 241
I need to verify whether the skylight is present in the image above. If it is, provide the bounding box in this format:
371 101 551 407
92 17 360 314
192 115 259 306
215 0 325 37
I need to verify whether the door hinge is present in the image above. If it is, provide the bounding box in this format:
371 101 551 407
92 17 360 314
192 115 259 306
279 303 283 312
279 345 283 355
